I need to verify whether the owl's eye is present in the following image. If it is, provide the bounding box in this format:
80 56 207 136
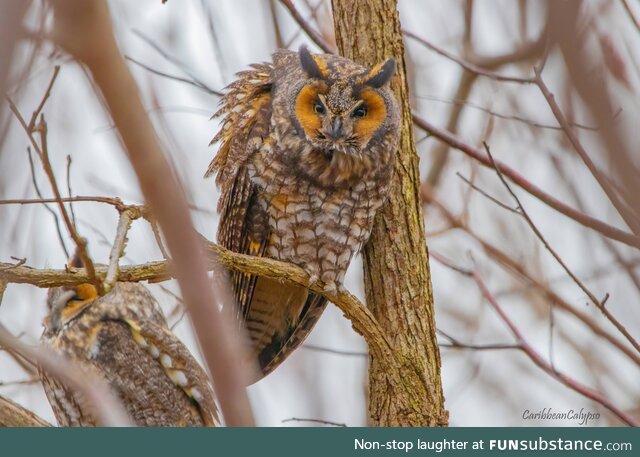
352 105 368 118
313 100 326 114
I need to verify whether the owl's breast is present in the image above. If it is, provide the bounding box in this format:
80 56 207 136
250 148 389 287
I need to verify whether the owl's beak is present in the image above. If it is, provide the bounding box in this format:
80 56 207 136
326 117 343 140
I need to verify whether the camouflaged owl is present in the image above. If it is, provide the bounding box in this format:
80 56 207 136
41 277 218 427
207 46 400 379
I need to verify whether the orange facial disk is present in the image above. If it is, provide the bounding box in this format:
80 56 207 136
295 82 327 137
353 88 387 141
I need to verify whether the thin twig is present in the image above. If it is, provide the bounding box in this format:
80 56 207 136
456 172 519 214
423 185 640 367
412 114 640 249
278 0 334 53
26 147 69 258
125 56 223 96
483 142 640 355
416 94 599 131
27 65 61 132
65 155 77 229
431 251 638 427
0 195 127 210
533 67 640 236
403 30 536 84
6 89 102 294
282 417 347 427
37 114 102 294
437 329 521 351
131 29 221 95
302 344 367 357
0 377 40 387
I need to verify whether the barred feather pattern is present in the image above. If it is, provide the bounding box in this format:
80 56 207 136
208 49 399 380
41 283 218 427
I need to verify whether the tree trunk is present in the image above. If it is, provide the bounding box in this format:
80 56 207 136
331 0 447 426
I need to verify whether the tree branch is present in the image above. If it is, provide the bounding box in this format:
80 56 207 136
413 114 640 249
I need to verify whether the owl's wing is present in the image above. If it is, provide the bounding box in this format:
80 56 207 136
121 318 219 426
40 368 96 426
208 64 328 380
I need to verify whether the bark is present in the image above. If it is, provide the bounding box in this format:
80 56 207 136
331 0 447 426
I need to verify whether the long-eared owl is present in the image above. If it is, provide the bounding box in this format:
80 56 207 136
40 276 218 426
207 46 400 380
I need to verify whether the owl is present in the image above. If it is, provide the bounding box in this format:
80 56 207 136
207 46 400 380
40 276 218 426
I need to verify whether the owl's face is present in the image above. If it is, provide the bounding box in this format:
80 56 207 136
45 283 98 335
271 48 400 186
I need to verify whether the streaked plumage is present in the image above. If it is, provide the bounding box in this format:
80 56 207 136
207 47 400 380
41 281 218 427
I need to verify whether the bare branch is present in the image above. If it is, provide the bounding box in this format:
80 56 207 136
278 0 334 53
533 67 640 236
282 417 347 427
403 30 537 84
483 142 640 356
431 251 638 427
413 114 640 249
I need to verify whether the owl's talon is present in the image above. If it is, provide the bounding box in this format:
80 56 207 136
307 273 320 288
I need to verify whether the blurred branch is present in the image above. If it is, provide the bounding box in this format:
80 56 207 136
130 29 222 96
0 395 51 427
483 142 640 354
413 114 640 249
423 185 640 368
0 324 131 426
622 0 640 34
49 0 254 426
534 67 640 236
410 30 545 187
279 0 335 53
417 94 600 132
431 251 638 427
546 1 640 238
125 56 223 96
0 0 32 110
404 30 539 85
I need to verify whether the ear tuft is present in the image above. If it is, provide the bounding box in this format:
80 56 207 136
299 45 324 79
365 58 396 88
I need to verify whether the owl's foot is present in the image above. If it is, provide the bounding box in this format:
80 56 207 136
307 273 320 289
318 279 347 294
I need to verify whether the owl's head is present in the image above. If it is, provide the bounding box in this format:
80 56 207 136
272 47 400 186
44 256 98 335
